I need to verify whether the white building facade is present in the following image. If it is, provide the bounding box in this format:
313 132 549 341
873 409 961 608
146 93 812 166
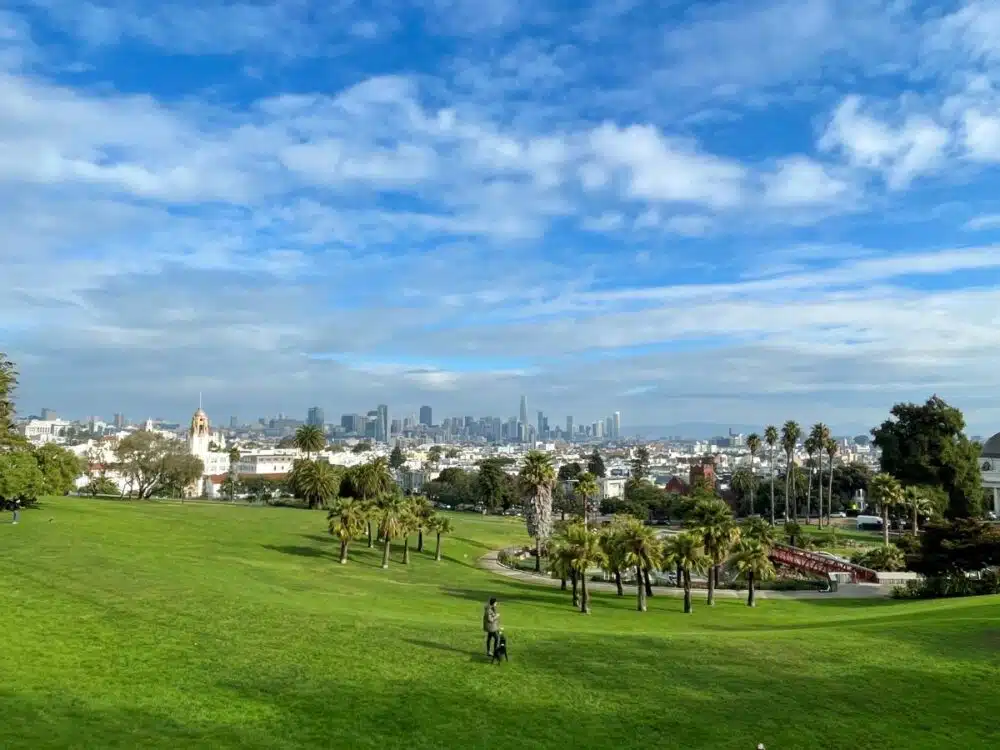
980 433 1000 516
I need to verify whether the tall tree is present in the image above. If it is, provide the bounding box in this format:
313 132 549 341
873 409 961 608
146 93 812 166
664 532 707 614
630 446 650 482
871 396 983 518
353 458 394 547
764 425 778 525
429 516 454 561
740 516 778 550
0 352 18 443
803 435 818 525
289 459 341 509
563 523 606 614
617 517 662 612
328 497 367 564
33 443 84 496
598 518 628 596
808 424 830 526
294 425 326 459
519 451 556 572
746 433 761 515
733 541 775 607
780 421 801 522
388 445 406 470
587 449 606 478
824 437 838 523
0 451 47 507
904 486 932 534
729 468 755 516
374 491 410 568
557 462 583 482
869 472 904 546
427 445 443 463
476 459 514 512
574 471 600 528
114 431 204 499
225 447 241 502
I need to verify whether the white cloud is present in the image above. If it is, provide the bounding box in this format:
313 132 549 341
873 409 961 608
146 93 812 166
761 156 852 207
963 213 1000 231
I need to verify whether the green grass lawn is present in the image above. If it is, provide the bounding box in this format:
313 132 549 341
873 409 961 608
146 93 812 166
1 498 998 749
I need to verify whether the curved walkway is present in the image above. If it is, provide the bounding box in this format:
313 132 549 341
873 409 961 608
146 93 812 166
477 550 892 600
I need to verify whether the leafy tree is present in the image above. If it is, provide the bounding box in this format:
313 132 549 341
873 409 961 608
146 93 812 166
294 425 326 459
352 441 372 454
853 544 905 572
780 421 801 521
410 496 434 551
374 490 410 568
598 517 629 596
0 450 47 507
427 445 443 463
446 448 460 459
663 532 707 614
389 445 406 470
241 475 282 504
630 446 650 482
783 520 802 548
912 519 1000 577
352 457 395 547
548 538 577 604
557 462 583 482
616 517 662 612
574 471 600 527
729 468 755 516
905 486 933 534
587 448 606 478
429 515 454 561
277 436 298 449
328 497 367 563
82 476 120 497
476 459 515 512
764 425 778 524
33 443 84 496
746 432 761 515
733 541 775 607
869 472 904 546
871 396 983 518
563 522 606 614
114 431 204 499
688 497 740 606
0 352 18 443
219 474 244 502
519 451 556 572
289 459 341 509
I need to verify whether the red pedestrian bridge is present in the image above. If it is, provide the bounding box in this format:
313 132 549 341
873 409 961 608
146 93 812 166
769 543 879 584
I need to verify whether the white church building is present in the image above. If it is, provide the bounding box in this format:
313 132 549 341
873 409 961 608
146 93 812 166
188 407 230 497
980 433 1000 517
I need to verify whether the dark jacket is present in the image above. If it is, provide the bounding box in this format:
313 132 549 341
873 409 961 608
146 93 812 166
483 604 499 633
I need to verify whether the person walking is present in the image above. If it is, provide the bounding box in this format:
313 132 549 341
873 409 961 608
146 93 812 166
11 499 21 525
483 597 500 656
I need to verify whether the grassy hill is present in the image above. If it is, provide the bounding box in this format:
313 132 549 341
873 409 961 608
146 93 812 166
1 497 997 749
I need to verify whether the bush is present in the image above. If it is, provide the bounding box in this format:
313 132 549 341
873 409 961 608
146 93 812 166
851 545 906 571
890 570 1000 599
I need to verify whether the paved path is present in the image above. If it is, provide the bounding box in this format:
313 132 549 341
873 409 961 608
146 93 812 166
477 550 892 600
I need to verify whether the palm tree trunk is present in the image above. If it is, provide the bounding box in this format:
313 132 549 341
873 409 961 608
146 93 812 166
339 540 348 564
750 462 756 516
883 506 889 546
435 533 442 561
769 451 776 525
418 528 424 552
783 456 790 522
367 520 373 548
402 536 410 564
913 503 919 534
381 537 391 568
535 537 542 572
747 571 756 607
675 561 682 587
614 568 624 596
570 570 579 607
827 462 834 527
707 559 716 606
580 571 590 613
806 465 813 525
560 574 567 590
817 460 824 529
636 565 646 611
683 570 693 613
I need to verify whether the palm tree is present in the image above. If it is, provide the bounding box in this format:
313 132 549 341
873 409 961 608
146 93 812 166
548 537 572 592
869 472 904 546
780 421 801 522
410 496 433 552
904 486 931 535
564 523 606 614
664 532 707 614
291 459 340 509
803 435 818 525
519 451 556 573
688 498 740 606
809 424 830 526
617 517 663 612
746 433 761 515
730 468 755 517
226 447 241 502
327 497 366 564
824 437 838 526
598 518 628 596
574 471 600 529
740 516 777 550
429 516 454 561
294 424 326 460
400 500 419 564
354 458 394 548
374 491 410 568
733 541 775 607
764 425 778 525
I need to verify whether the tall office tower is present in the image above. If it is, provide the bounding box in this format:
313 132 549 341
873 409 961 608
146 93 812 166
390 418 401 435
613 411 621 439
566 416 573 440
605 416 614 438
307 406 325 427
519 395 528 434
114 413 125 429
377 404 389 443
230 416 238 428
537 410 544 436
419 405 432 427
40 407 56 420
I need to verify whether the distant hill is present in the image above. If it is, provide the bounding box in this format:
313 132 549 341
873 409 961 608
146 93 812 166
620 424 764 440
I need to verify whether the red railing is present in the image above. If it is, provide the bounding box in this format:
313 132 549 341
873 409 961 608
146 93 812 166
769 544 879 584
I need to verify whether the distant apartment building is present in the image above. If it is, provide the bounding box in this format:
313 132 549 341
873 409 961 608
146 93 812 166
307 407 325 427
40 407 57 421
419 405 432 427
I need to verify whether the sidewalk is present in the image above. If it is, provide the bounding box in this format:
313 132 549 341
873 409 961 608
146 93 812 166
477 550 891 600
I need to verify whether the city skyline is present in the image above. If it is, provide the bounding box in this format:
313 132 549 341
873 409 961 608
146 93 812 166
6 2 1000 436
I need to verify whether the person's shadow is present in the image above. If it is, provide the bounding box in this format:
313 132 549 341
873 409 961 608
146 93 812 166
402 638 493 663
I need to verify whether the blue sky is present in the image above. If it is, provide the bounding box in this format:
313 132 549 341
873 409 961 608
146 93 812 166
4 0 1000 434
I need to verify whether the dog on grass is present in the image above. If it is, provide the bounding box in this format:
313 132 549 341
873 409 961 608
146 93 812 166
491 631 509 664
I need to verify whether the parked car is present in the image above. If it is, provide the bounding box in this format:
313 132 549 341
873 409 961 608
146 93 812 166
831 511 847 518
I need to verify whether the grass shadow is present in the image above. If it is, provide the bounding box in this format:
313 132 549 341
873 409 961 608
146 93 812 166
440 585 575 608
261 545 330 559
402 638 476 656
